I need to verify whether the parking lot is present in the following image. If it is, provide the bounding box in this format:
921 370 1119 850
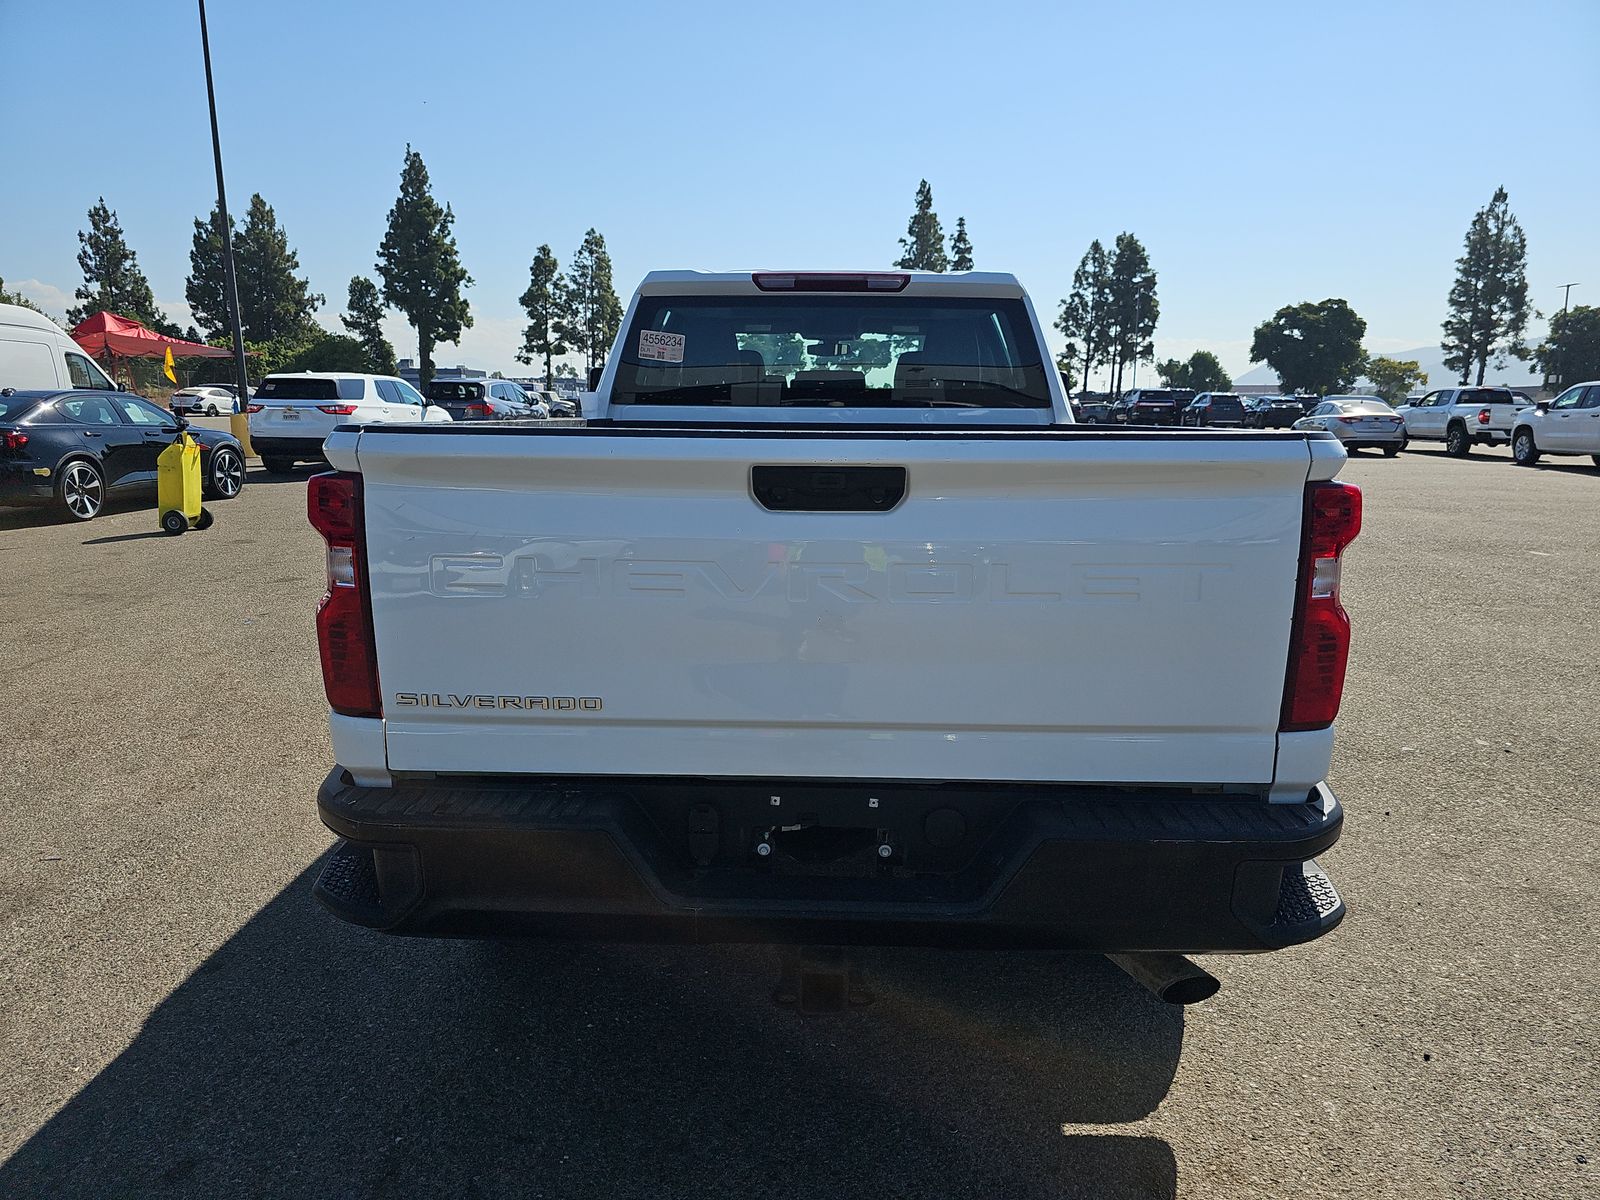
0 444 1594 1199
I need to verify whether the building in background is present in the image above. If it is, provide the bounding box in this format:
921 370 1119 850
396 359 485 388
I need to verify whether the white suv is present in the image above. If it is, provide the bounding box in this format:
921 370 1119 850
247 372 452 473
1509 381 1600 468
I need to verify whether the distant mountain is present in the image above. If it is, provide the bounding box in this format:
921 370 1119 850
1236 345 1543 390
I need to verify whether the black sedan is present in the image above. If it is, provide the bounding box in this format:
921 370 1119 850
0 389 246 521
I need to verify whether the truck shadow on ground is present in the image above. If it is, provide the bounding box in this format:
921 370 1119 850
1 861 1181 1199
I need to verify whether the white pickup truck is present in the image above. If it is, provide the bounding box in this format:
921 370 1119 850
306 271 1360 1003
1394 385 1530 455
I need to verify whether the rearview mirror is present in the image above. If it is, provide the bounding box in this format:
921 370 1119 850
1535 401 1550 413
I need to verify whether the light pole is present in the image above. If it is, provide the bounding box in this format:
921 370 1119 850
1558 283 1578 313
198 0 252 454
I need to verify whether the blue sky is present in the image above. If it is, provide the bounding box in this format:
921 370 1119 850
2 0 1595 385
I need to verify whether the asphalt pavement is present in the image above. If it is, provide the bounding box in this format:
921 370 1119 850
0 443 1594 1199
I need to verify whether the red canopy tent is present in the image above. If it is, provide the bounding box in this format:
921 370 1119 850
70 311 233 362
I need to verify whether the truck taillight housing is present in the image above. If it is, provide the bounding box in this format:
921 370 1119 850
1281 481 1362 731
307 471 381 718
1477 407 1491 425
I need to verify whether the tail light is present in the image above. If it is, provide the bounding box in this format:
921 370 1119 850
317 404 359 416
307 472 380 717
1281 481 1362 731
1476 407 1491 425
3 430 27 452
246 403 264 414
465 403 490 419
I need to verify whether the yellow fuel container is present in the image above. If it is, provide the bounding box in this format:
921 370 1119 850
156 431 212 534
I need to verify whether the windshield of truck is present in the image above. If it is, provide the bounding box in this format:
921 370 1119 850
1459 388 1516 404
611 295 1051 409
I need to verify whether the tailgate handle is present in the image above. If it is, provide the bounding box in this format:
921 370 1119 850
751 465 905 512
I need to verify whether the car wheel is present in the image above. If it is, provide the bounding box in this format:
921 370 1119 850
1445 423 1470 457
56 459 105 521
1512 429 1540 466
1592 455 1600 469
205 446 245 500
205 404 219 417
261 457 295 475
1383 443 1400 457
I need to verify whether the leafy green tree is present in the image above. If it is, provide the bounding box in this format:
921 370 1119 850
948 217 974 271
1250 299 1367 397
340 275 396 374
555 229 622 374
376 145 474 389
1054 351 1077 395
516 244 568 384
1363 356 1428 404
1441 186 1530 385
1055 240 1113 393
0 275 45 314
1534 305 1600 389
1105 233 1158 393
1157 350 1230 392
234 193 322 343
185 204 233 339
894 180 949 271
281 332 371 373
66 198 173 332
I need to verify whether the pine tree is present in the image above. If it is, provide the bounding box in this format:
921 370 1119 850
894 180 949 271
948 217 974 271
517 244 568 385
341 275 397 374
375 146 474 389
234 194 322 343
185 204 234 339
1441 186 1530 386
1105 234 1159 393
1055 240 1112 393
555 229 622 375
67 198 171 331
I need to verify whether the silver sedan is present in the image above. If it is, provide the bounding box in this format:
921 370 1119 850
1294 397 1407 456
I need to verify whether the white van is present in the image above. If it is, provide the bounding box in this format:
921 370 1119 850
0 303 117 392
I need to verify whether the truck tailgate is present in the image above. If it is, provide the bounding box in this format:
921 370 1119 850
341 428 1320 786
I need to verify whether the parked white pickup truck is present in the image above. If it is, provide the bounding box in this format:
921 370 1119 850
306 271 1360 1003
1394 385 1530 455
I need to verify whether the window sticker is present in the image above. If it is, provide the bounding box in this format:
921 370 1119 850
638 329 686 363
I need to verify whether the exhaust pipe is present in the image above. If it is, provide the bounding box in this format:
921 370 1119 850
1107 953 1220 1005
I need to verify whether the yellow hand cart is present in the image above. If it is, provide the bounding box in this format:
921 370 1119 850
156 429 215 535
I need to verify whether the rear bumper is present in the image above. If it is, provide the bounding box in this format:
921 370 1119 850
314 770 1346 953
249 435 327 461
0 463 54 505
